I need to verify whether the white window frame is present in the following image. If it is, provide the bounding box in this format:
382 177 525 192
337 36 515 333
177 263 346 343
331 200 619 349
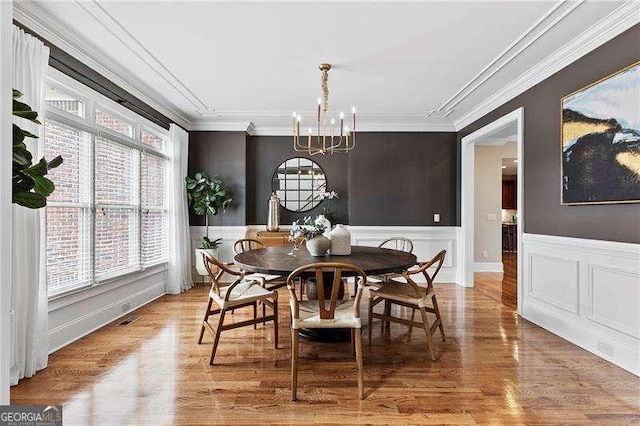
45 67 170 299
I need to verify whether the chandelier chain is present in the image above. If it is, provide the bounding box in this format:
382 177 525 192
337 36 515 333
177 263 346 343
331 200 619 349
321 68 329 114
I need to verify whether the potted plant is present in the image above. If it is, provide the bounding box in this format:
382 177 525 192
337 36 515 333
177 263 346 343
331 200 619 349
185 172 232 276
290 216 329 256
12 89 63 208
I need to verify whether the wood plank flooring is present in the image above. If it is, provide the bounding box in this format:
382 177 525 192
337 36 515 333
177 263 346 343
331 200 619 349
11 279 640 424
475 252 517 309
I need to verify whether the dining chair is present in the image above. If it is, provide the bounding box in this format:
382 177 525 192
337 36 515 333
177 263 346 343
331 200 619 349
198 252 279 365
286 262 367 401
368 249 446 361
352 237 414 296
233 238 289 315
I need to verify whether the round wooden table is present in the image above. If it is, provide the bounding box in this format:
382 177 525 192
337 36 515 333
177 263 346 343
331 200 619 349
234 245 417 277
234 245 417 342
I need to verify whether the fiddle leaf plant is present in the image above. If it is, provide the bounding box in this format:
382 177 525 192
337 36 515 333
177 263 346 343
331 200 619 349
185 172 232 248
12 89 63 209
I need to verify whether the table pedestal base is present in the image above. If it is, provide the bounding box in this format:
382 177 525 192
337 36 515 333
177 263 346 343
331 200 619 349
298 328 351 342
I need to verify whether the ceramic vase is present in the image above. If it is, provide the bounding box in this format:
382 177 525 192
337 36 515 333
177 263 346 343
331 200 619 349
329 224 351 255
316 214 332 238
306 235 330 256
195 248 219 277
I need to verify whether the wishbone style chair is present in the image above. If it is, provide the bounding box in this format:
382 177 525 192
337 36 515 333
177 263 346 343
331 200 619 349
368 250 446 361
198 252 279 365
353 237 415 296
286 262 367 401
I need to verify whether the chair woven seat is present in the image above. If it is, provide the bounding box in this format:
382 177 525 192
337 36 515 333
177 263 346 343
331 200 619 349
210 280 275 309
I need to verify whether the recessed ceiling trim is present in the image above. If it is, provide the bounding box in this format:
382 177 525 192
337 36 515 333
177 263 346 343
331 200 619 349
455 0 640 131
435 0 581 115
13 0 192 129
75 0 210 112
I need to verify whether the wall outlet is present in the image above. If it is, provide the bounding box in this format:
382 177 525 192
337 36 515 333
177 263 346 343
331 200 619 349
486 213 497 221
481 250 488 259
597 341 614 357
122 302 131 312
433 213 440 223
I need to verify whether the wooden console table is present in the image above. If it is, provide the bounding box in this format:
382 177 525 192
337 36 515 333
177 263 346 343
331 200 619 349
255 231 291 247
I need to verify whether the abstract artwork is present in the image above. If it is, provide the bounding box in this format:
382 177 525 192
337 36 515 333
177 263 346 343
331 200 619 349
561 61 640 205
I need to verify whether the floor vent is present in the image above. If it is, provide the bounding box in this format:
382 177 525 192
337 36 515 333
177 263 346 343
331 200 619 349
117 316 140 326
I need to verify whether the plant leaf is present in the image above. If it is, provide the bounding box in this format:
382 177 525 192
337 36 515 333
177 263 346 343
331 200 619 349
47 155 63 169
13 192 46 209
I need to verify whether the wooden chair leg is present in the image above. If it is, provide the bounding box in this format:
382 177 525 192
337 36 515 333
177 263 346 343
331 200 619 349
198 298 213 344
253 302 257 330
355 329 364 400
367 297 374 346
273 298 279 349
291 329 299 401
209 309 226 365
419 307 437 361
262 301 267 326
432 295 446 342
382 300 392 332
350 329 356 357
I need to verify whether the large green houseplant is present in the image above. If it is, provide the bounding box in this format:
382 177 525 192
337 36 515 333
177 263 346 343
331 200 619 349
185 172 232 276
12 89 63 208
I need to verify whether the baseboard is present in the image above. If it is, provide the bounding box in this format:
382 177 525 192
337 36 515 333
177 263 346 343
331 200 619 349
523 301 639 376
474 262 503 272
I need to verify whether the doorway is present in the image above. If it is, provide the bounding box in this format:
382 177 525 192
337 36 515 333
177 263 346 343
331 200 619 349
459 108 524 313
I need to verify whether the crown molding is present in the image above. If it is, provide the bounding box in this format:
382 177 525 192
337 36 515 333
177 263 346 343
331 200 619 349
13 0 193 129
190 120 254 133
192 111 456 134
435 0 581 117
75 1 209 113
454 0 640 131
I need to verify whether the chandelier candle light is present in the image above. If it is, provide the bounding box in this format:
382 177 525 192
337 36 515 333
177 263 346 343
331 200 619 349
293 63 356 155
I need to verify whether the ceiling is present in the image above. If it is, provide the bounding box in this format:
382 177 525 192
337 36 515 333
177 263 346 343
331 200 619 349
15 1 635 133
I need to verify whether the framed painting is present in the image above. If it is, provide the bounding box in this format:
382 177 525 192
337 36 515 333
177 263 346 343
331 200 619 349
561 61 639 205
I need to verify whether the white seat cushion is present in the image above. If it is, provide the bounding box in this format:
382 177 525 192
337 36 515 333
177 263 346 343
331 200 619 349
291 300 361 329
369 280 432 308
245 273 283 283
210 280 275 309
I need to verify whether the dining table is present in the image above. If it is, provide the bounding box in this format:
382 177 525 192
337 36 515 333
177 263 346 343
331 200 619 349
234 245 418 341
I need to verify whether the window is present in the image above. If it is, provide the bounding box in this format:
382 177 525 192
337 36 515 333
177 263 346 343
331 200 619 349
44 72 169 297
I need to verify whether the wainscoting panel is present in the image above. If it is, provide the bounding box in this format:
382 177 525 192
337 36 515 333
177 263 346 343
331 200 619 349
522 233 640 376
528 254 580 315
349 226 458 283
588 263 640 339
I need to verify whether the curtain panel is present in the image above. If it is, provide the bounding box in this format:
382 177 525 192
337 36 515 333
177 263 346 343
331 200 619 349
11 26 50 385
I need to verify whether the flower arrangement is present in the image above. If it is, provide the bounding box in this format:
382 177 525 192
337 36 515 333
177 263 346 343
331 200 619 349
319 190 338 222
290 216 327 240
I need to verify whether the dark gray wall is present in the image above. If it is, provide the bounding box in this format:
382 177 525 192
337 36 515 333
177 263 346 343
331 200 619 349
189 132 458 227
188 132 247 226
348 132 457 226
458 25 640 244
247 136 350 225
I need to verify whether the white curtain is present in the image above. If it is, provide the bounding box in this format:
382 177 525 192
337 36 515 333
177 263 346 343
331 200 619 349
167 124 193 294
10 26 50 385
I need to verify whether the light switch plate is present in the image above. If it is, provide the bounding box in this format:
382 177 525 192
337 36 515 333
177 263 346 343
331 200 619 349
486 213 497 221
433 213 440 223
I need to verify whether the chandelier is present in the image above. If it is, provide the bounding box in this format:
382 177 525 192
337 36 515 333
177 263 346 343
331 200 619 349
292 63 356 155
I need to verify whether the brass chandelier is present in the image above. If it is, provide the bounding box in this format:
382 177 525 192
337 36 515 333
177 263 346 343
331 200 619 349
292 63 356 155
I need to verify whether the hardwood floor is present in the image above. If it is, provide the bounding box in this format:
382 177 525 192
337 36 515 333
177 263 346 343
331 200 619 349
11 281 640 424
475 252 517 309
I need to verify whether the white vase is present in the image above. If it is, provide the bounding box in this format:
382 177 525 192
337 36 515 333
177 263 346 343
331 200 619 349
316 214 332 238
306 236 331 256
329 224 351 255
195 248 219 276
